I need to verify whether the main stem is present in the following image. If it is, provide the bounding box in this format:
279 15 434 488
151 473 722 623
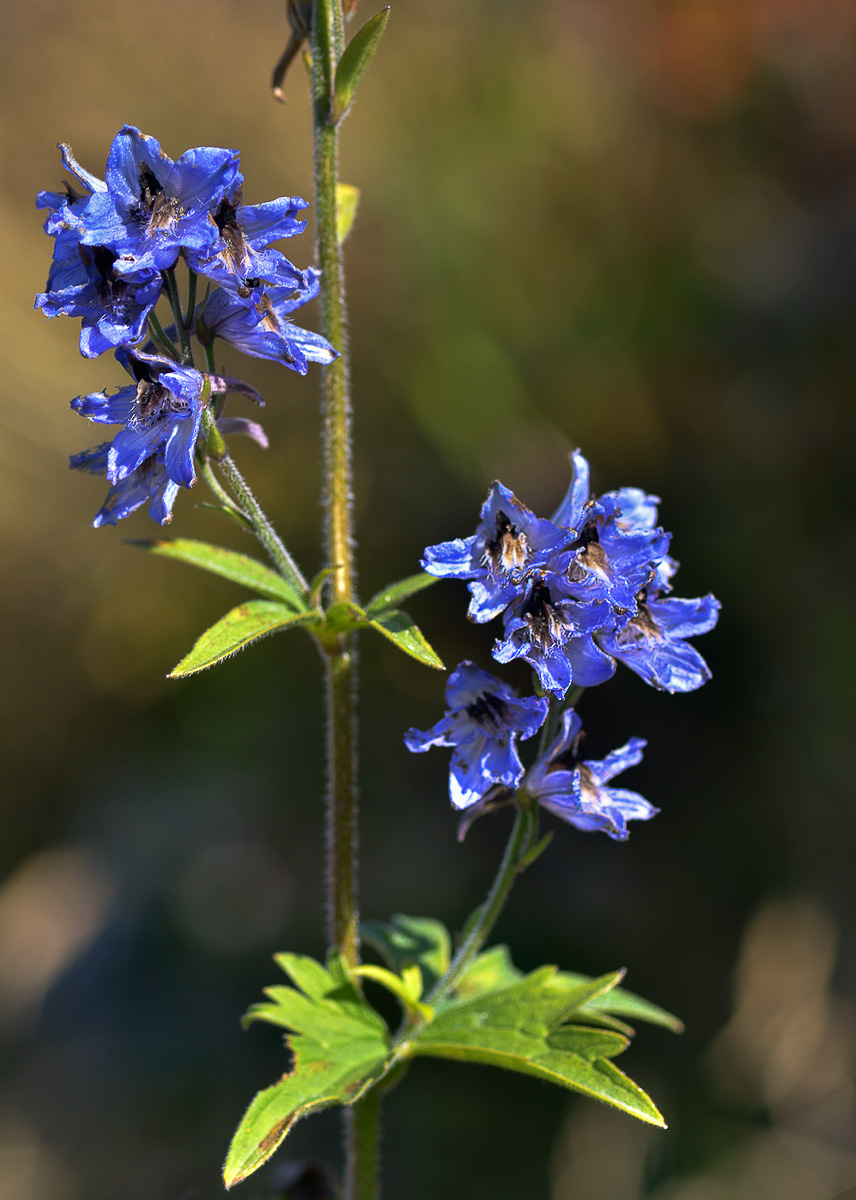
309 2 368 1194
311 0 358 969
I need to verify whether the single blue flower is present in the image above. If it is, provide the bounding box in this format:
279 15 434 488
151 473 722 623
595 590 720 692
422 482 572 623
551 451 673 614
404 661 548 809
70 443 180 527
185 187 309 295
524 709 657 840
76 126 241 275
71 350 206 488
492 577 616 697
36 241 163 358
196 276 336 372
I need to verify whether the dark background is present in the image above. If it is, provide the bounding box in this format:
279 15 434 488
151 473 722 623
1 1 855 1197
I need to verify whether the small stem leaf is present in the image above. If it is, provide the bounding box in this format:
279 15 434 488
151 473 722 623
331 8 390 124
309 565 340 609
365 571 438 616
361 915 451 992
225 953 391 1188
401 964 424 1003
129 538 307 609
557 972 684 1034
169 601 316 677
336 183 361 245
406 968 666 1128
368 609 444 669
352 965 434 1022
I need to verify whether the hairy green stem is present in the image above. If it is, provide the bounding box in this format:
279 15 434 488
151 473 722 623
185 268 198 329
164 268 194 366
427 807 531 1006
309 0 366 1192
199 407 309 595
344 1087 381 1200
310 0 359 966
148 311 179 360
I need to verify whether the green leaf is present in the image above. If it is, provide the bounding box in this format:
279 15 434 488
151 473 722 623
225 955 390 1188
331 7 390 123
352 964 434 1021
169 601 315 677
336 183 361 245
454 944 522 998
368 609 444 669
557 971 684 1034
407 968 666 1127
361 914 451 992
129 538 306 609
365 571 438 616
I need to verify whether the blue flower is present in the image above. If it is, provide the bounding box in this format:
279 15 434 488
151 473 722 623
524 710 657 840
71 350 206 488
596 590 720 692
421 482 572 623
492 578 615 697
75 126 241 275
196 276 336 372
36 241 162 358
185 188 309 295
551 451 673 614
70 443 180 527
404 661 548 809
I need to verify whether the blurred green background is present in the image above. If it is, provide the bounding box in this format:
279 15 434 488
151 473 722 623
2 0 855 1197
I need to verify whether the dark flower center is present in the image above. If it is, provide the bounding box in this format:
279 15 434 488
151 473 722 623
133 379 178 427
576 763 601 805
137 164 180 235
615 593 662 646
570 518 611 580
256 295 297 364
466 690 509 733
212 194 252 281
520 583 569 650
484 509 529 574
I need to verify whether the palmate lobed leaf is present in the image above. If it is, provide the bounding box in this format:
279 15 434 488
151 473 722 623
227 944 675 1185
129 538 306 609
456 945 683 1033
224 955 390 1189
408 967 666 1127
169 601 316 677
556 971 684 1034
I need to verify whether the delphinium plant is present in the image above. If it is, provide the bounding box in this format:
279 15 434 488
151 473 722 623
36 2 719 1196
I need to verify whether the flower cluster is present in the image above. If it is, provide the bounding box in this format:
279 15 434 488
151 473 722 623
406 451 719 838
423 450 719 697
36 127 335 526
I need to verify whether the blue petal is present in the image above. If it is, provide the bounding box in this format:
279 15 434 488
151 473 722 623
551 449 591 530
71 386 136 425
587 738 647 785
